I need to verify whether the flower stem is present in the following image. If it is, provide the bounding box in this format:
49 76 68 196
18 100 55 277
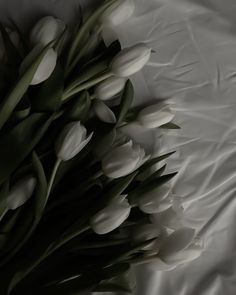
46 158 62 200
62 71 113 102
0 208 8 223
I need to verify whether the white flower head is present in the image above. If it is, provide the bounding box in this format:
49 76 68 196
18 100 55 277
102 0 135 26
137 103 174 129
30 16 65 46
111 43 151 77
93 100 116 124
94 76 127 101
55 121 93 161
7 176 36 210
90 195 131 234
19 46 57 85
102 140 150 178
138 185 172 214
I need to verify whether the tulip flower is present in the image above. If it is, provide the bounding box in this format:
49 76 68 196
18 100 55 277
111 43 151 77
55 121 93 161
93 100 116 123
94 76 127 101
132 227 202 270
30 16 65 46
20 46 57 85
138 185 172 214
102 140 150 178
90 195 131 234
6 176 36 210
137 103 174 129
150 199 184 231
102 0 135 26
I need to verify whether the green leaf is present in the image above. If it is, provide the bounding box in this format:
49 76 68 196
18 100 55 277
0 24 22 66
65 0 117 70
103 171 138 204
0 113 52 185
0 181 9 217
0 42 52 130
94 127 116 158
139 151 176 173
160 122 181 129
116 80 134 125
138 164 167 182
66 91 91 121
31 63 64 112
129 172 178 205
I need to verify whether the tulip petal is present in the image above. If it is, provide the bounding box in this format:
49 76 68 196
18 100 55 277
159 227 196 258
94 76 127 100
163 244 202 265
93 100 116 123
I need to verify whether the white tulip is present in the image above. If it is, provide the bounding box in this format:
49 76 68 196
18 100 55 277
137 103 174 129
162 243 202 266
55 121 93 161
30 16 65 46
94 76 127 101
102 0 135 26
111 43 151 77
102 140 150 178
150 198 184 230
90 195 131 234
93 100 116 123
6 176 36 210
20 46 57 85
138 185 172 214
159 227 196 257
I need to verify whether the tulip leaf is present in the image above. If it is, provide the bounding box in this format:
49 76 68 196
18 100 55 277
0 113 52 185
94 127 116 158
139 151 176 173
0 42 52 130
160 122 181 129
137 164 167 182
65 0 117 71
31 63 64 112
103 171 138 204
66 91 91 121
129 172 178 205
116 80 134 125
0 181 9 217
0 24 22 67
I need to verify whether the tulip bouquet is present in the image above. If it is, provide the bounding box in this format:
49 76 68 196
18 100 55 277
0 0 202 294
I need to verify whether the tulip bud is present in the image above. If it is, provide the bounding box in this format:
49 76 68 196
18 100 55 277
90 195 131 234
111 43 151 77
30 16 65 46
55 121 93 161
150 200 184 231
93 100 116 124
102 140 150 178
137 103 174 129
20 46 57 85
138 185 172 214
102 0 135 26
94 76 127 101
6 176 36 210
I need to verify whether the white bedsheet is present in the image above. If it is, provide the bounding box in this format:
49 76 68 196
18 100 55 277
1 0 236 294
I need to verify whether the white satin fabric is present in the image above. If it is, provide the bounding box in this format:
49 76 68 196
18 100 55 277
1 0 236 294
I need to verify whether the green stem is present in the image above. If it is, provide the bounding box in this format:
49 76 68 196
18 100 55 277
0 208 8 223
46 158 62 199
62 71 113 102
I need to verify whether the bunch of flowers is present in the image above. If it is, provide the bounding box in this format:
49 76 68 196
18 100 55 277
0 0 202 294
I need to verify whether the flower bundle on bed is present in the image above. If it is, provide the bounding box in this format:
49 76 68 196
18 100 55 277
0 0 202 294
